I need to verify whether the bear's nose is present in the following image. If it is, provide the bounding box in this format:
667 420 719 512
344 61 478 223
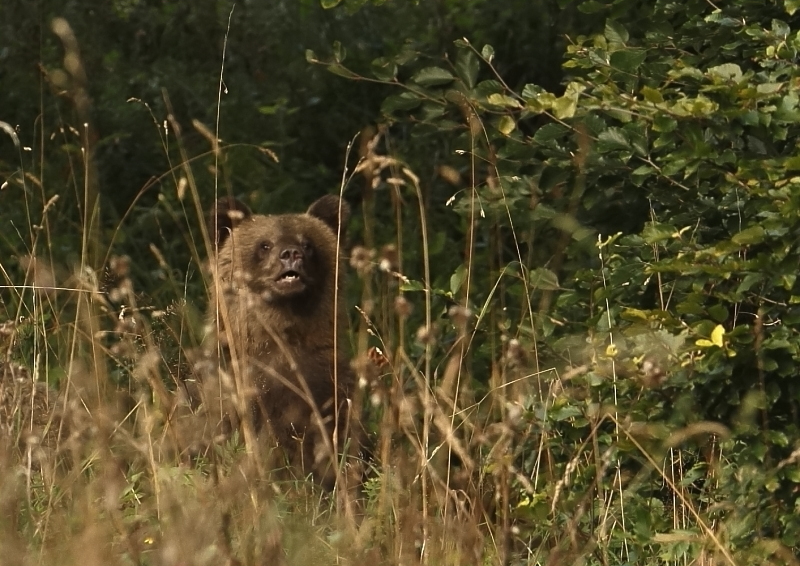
280 247 304 261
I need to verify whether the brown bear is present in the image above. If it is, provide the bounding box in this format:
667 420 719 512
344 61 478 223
201 194 354 488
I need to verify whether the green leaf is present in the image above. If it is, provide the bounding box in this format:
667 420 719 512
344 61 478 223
529 268 560 291
551 405 582 421
737 273 764 294
732 225 766 245
578 0 606 13
371 57 398 81
610 49 646 72
642 222 676 244
631 164 654 184
786 0 800 15
258 99 291 115
597 127 631 152
412 67 454 86
456 49 480 89
326 63 357 78
472 80 504 101
708 305 729 323
773 19 791 37
522 83 545 99
653 115 676 132
395 43 419 66
605 19 629 45
320 0 342 7
533 123 568 144
419 102 446 121
400 279 426 292
538 166 569 190
381 92 422 114
450 264 467 296
641 86 664 104
707 63 742 82
705 12 741 27
757 82 783 94
481 44 495 63
332 40 346 63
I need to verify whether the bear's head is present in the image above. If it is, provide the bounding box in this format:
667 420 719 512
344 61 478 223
208 195 350 305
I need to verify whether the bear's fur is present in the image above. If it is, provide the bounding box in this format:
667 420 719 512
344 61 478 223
202 195 354 487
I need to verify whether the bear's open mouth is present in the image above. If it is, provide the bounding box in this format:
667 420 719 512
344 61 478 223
277 270 301 283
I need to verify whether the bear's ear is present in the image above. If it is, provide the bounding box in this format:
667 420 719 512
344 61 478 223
207 197 252 249
307 195 350 237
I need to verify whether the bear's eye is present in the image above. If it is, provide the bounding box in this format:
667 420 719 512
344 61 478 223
301 241 313 254
259 241 272 252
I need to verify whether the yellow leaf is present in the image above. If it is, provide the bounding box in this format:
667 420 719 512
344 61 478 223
622 308 649 320
487 93 522 108
711 324 725 347
498 115 516 135
696 339 714 348
606 344 618 357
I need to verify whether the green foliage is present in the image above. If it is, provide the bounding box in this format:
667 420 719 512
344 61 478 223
313 0 800 561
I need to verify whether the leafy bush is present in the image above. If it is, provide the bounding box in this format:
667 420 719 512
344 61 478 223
312 0 800 560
